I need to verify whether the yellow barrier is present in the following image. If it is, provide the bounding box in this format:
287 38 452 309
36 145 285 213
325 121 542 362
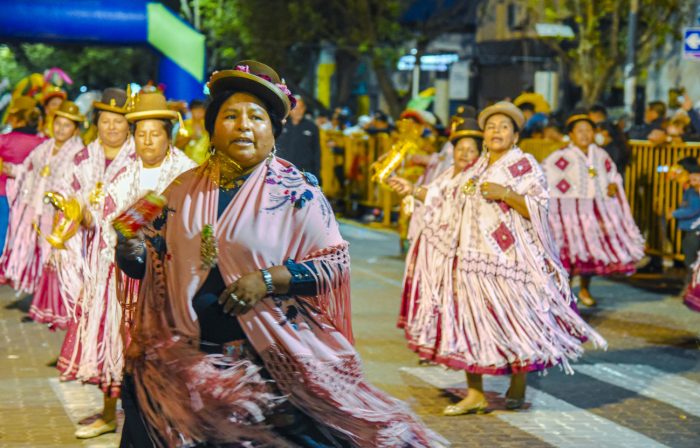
322 134 700 260
625 140 700 260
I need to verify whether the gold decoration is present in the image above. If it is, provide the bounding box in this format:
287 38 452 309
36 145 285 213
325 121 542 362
40 165 51 177
200 224 218 268
462 177 478 195
370 118 421 187
588 166 597 178
44 191 82 250
89 182 105 206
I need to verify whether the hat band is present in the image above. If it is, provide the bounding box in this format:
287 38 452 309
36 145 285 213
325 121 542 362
566 114 593 127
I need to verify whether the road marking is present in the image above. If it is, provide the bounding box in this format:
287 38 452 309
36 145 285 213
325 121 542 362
400 366 669 448
48 377 120 447
575 363 700 418
352 265 403 287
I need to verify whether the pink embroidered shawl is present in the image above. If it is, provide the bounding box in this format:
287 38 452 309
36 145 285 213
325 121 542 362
0 136 85 294
130 157 441 447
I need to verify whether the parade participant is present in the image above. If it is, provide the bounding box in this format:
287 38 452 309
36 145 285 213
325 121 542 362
418 106 477 186
41 86 67 137
56 87 136 439
542 111 644 306
117 61 442 447
0 101 83 304
419 102 606 416
387 117 483 342
0 96 45 254
277 95 322 181
175 98 210 165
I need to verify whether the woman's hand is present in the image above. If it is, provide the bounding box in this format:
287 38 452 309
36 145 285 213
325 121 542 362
218 271 268 316
116 230 146 262
386 176 413 196
480 182 510 201
607 183 618 198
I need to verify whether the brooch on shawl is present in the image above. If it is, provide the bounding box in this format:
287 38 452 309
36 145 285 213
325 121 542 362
200 224 218 268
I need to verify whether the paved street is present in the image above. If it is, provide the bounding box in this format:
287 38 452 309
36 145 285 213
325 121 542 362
1 221 700 447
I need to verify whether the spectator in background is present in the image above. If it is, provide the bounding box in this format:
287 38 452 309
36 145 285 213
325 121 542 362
543 119 567 145
680 94 700 140
315 112 333 131
667 158 700 295
629 101 667 145
365 111 393 135
277 95 322 181
589 104 608 125
596 120 629 174
175 99 210 165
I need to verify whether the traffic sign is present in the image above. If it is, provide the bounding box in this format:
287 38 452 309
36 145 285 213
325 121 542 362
683 28 700 59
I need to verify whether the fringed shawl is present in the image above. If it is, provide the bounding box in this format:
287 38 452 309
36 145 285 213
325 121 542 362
129 157 442 447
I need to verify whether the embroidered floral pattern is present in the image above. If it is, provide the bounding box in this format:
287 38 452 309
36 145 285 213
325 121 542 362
555 156 569 171
508 157 533 178
556 179 572 193
492 222 515 252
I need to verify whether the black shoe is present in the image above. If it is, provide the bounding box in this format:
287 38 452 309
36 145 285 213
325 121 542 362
20 316 34 323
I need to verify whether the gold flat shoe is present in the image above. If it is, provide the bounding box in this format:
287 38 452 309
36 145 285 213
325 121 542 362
74 420 117 439
578 291 597 307
443 400 488 416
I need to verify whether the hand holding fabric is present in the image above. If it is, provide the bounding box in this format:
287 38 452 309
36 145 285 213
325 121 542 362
480 182 509 201
219 271 268 315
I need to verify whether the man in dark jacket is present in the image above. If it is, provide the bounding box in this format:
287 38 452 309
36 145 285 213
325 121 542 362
277 95 322 183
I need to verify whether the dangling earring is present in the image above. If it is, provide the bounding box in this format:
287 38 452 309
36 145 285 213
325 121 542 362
267 145 277 163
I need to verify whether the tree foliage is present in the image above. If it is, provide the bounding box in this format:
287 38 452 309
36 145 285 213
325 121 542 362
199 0 476 116
1 43 159 97
518 0 689 106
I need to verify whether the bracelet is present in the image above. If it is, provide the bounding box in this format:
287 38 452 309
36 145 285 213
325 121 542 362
260 268 274 295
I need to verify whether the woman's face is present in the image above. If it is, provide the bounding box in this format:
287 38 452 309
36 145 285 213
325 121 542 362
52 116 78 145
484 114 517 152
97 111 130 148
45 97 63 115
134 119 170 168
211 92 275 169
569 121 594 149
453 137 480 171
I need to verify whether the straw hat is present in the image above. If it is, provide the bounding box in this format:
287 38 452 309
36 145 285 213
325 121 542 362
125 91 179 122
478 101 525 131
54 100 85 123
450 117 483 143
565 109 595 132
207 60 294 119
7 96 38 115
93 88 129 114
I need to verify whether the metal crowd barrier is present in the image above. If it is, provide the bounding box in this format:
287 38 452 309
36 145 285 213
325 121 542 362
625 140 700 260
321 131 700 260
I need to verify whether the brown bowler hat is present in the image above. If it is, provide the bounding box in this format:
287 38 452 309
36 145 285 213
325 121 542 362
450 117 483 144
43 86 67 105
93 87 129 114
478 101 525 131
125 91 179 122
54 100 85 123
207 60 293 118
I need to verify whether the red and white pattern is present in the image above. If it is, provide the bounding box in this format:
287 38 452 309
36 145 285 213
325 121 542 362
542 144 644 276
684 254 700 313
401 147 606 376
